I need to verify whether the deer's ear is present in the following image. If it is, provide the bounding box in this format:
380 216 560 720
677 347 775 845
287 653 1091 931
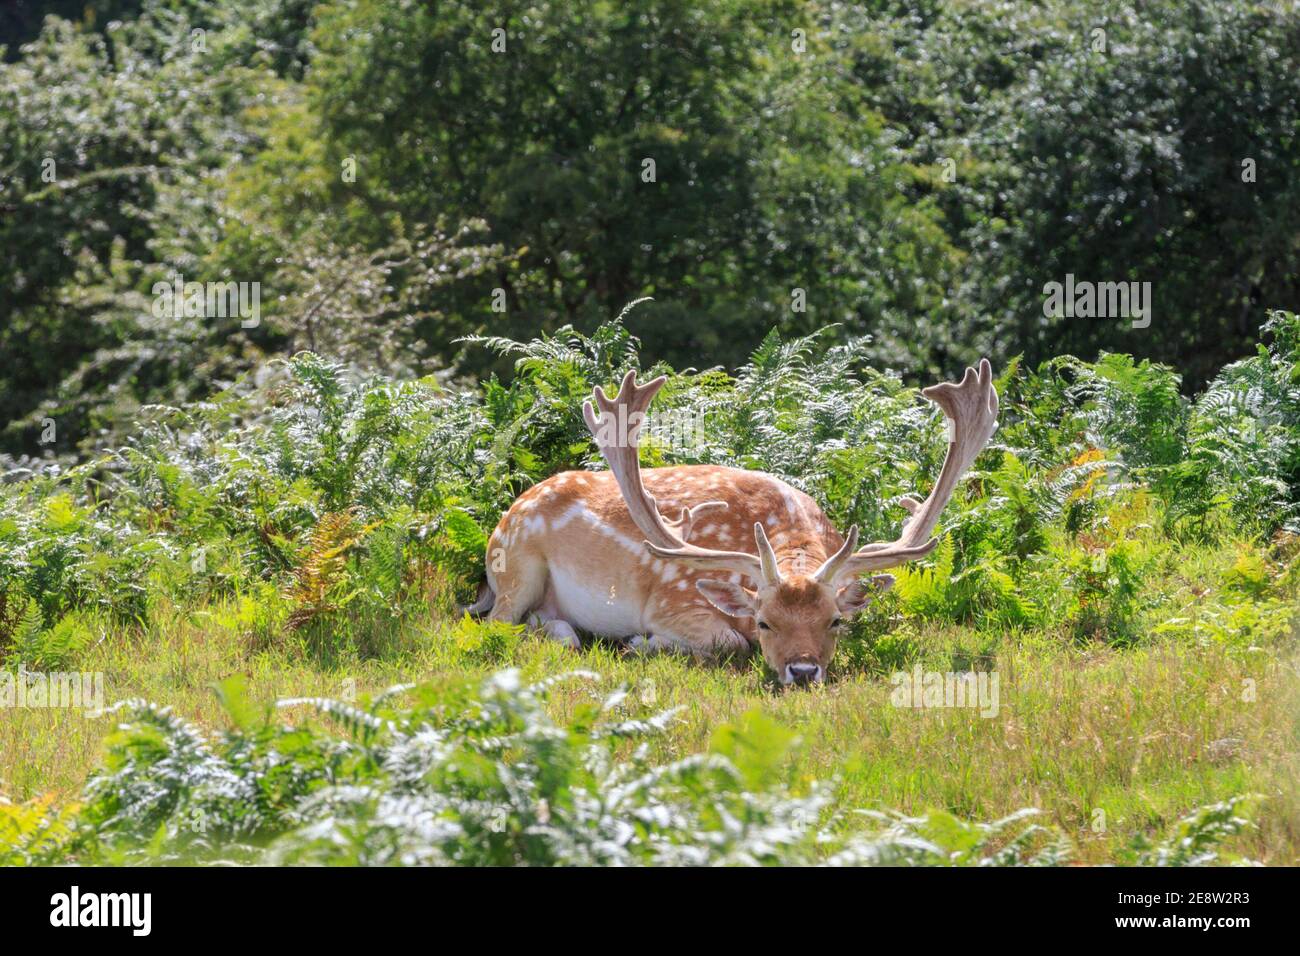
835 574 895 615
696 579 757 618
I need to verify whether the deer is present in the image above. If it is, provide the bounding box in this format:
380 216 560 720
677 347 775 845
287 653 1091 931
471 359 999 685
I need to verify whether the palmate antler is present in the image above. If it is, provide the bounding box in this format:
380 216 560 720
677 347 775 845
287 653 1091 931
583 371 783 586
584 360 998 592
812 358 1000 586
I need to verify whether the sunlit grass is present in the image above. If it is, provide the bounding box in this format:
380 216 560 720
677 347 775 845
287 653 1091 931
5 581 1295 864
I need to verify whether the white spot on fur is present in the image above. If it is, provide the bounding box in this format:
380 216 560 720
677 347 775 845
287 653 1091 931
553 501 593 529
780 485 802 519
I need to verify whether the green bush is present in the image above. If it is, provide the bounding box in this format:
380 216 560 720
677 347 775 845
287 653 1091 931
3 309 1299 664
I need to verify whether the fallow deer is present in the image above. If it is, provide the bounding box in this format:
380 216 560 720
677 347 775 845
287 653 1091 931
474 360 999 684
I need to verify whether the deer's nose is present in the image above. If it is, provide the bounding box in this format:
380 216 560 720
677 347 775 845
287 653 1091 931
785 662 821 685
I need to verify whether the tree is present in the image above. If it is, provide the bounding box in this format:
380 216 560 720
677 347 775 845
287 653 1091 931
840 0 1300 388
298 0 955 373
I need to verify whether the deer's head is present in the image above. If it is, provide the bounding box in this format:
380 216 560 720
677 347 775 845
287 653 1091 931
583 361 999 687
689 524 897 685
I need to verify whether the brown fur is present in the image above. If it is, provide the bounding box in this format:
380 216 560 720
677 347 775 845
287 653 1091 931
485 465 849 669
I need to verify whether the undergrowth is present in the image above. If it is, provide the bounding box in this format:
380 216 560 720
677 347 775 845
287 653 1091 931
0 667 1260 866
1 306 1297 865
3 308 1298 666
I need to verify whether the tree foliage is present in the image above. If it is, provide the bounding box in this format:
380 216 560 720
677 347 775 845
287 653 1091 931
5 0 1298 455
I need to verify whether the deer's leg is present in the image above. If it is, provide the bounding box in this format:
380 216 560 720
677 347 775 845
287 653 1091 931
491 555 581 650
529 614 581 650
636 607 754 660
625 633 686 656
486 549 547 626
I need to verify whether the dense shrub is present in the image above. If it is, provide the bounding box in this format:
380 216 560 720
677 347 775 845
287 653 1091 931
2 309 1298 665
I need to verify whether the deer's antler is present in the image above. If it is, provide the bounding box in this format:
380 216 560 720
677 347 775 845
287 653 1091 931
813 358 999 586
583 371 780 586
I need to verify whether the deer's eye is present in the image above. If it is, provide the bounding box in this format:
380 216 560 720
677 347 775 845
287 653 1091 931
757 621 771 631
831 617 844 628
